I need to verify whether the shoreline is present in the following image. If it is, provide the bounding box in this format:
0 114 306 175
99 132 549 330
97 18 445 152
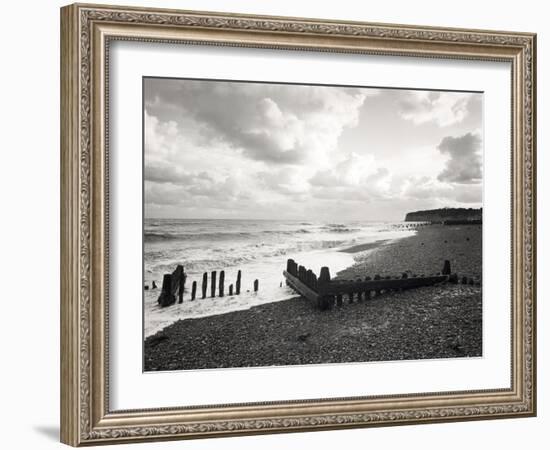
338 239 391 254
336 223 481 281
144 224 482 371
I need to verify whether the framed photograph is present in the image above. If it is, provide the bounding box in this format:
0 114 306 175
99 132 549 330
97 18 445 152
60 3 536 446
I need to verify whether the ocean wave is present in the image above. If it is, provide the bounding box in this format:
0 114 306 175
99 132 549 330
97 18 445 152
145 238 347 275
144 228 312 242
321 224 360 233
144 231 249 242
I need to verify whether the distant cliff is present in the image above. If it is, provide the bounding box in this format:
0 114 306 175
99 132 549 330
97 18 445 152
405 208 482 223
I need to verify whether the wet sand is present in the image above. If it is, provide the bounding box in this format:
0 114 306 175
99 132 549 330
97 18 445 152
144 224 482 371
339 239 390 254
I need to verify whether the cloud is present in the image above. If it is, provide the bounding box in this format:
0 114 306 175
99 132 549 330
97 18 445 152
145 161 255 208
400 176 453 200
143 79 483 220
256 167 311 196
401 176 481 205
144 109 219 168
399 131 482 205
309 153 392 201
398 91 478 127
437 132 482 184
453 184 483 203
310 153 377 186
145 79 371 166
144 164 194 185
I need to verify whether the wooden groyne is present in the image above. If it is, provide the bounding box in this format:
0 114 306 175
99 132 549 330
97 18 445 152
152 258 474 309
153 266 259 306
284 258 461 311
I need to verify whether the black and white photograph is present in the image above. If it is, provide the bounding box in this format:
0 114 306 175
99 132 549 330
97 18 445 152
143 77 483 371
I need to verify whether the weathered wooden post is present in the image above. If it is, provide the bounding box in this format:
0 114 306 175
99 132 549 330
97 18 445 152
178 266 185 304
318 267 333 310
319 267 331 283
191 281 197 300
287 259 295 274
202 272 207 299
178 279 184 303
298 265 306 282
219 270 225 297
211 271 217 297
442 260 451 275
365 276 372 299
383 275 391 294
356 279 363 301
229 284 233 296
374 274 381 295
236 270 242 295
306 269 314 288
254 279 259 292
157 273 176 307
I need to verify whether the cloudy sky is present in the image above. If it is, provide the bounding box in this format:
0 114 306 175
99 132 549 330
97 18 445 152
144 77 482 221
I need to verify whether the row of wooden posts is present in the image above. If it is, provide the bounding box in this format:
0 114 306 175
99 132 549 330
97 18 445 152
155 265 259 307
395 222 429 229
284 258 457 310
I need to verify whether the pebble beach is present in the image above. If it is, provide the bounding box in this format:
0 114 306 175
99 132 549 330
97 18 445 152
144 224 482 371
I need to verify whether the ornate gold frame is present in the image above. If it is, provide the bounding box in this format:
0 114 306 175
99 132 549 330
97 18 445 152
60 3 536 446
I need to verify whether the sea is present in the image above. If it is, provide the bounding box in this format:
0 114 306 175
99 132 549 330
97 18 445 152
143 219 416 337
